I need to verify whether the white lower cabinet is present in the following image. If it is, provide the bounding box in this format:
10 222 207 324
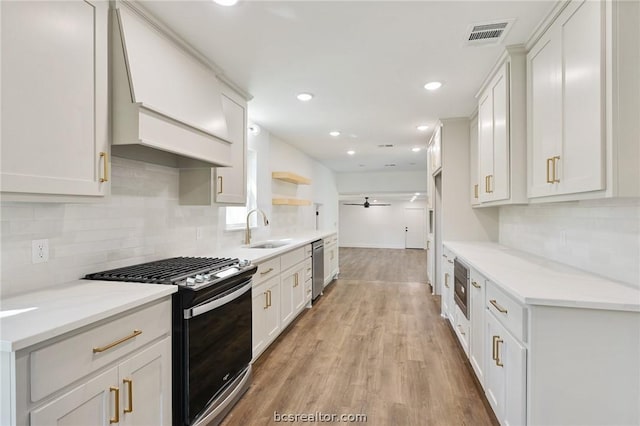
32 338 171 426
252 276 281 358
12 298 172 426
323 234 339 286
441 249 455 321
485 311 527 426
252 243 314 361
468 270 486 386
452 306 470 356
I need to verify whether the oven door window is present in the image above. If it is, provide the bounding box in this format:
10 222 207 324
185 281 252 424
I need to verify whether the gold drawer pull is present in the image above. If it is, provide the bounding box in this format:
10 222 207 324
552 155 560 183
447 259 453 264
471 280 481 289
100 152 109 183
260 267 274 276
474 184 478 199
110 386 119 424
123 378 133 413
93 330 142 353
458 325 466 336
489 299 508 314
495 338 504 367
218 175 223 194
546 157 553 183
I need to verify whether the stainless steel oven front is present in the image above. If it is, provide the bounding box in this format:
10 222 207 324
453 259 469 319
173 269 255 426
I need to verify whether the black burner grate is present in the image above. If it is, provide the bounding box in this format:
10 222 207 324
85 257 239 284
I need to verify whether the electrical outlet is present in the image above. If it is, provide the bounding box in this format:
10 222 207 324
196 227 204 240
32 239 49 264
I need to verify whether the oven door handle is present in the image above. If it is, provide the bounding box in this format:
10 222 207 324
184 281 252 320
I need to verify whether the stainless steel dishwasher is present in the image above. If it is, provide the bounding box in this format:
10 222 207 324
312 240 324 301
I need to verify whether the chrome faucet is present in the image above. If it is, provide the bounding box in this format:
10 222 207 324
245 208 269 245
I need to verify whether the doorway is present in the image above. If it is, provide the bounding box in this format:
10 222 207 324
404 207 426 249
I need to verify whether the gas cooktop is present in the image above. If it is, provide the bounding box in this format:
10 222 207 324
85 256 252 290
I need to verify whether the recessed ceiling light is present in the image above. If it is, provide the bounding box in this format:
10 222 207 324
213 0 238 6
412 147 421 152
424 81 443 91
297 93 314 101
417 124 429 131
248 123 261 136
347 150 355 155
415 192 420 195
330 131 341 137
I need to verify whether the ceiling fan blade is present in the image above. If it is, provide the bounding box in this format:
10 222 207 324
370 203 391 206
343 203 363 206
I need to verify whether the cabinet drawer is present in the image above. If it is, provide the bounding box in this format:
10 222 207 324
486 281 527 342
254 257 281 285
30 298 171 402
281 247 306 272
304 258 312 281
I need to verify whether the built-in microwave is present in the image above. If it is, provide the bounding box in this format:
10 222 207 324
453 259 469 319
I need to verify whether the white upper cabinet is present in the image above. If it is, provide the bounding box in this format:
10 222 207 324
527 0 640 201
214 94 247 204
111 3 232 168
469 114 481 206
0 0 109 199
473 47 527 207
429 126 442 176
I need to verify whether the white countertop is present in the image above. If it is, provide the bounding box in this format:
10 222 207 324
0 230 337 353
0 281 177 352
444 241 640 312
207 230 337 264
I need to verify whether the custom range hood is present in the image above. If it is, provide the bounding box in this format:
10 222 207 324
111 3 232 168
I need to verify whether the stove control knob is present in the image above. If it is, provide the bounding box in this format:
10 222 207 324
186 277 196 286
239 259 250 267
203 273 212 281
195 274 205 283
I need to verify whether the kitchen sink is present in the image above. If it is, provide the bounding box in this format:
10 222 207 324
248 239 292 249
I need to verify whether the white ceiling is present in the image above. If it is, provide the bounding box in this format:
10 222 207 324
140 0 554 173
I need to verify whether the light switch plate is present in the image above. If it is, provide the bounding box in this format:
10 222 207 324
32 239 49 264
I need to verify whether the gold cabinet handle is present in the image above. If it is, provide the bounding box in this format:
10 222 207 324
263 292 269 309
488 175 493 193
447 259 453 264
546 157 553 183
471 280 481 289
267 290 272 307
485 175 489 193
492 335 499 362
496 338 504 367
260 267 274 276
93 330 142 353
109 386 120 424
489 299 508 314
294 273 299 287
123 378 133 413
474 184 479 199
552 155 560 183
217 175 223 194
100 152 109 183
444 273 450 288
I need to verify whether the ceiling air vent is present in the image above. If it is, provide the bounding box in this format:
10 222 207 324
464 19 514 46
384 163 396 167
377 144 394 148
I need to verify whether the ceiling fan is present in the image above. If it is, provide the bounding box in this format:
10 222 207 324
343 197 391 208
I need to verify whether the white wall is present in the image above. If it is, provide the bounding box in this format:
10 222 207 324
499 199 640 288
0 130 338 298
339 201 427 249
336 170 427 195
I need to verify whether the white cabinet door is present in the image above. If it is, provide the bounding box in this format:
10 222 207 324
215 95 247 204
528 0 604 199
1 0 109 197
469 115 480 206
330 245 339 279
30 367 118 426
430 126 442 175
528 27 563 198
485 311 526 426
263 278 281 342
324 243 337 286
280 271 295 327
119 338 172 426
469 271 486 387
252 276 281 359
441 254 454 321
557 0 604 195
478 63 509 203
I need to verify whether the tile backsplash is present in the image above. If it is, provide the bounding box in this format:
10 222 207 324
499 198 640 288
0 156 300 298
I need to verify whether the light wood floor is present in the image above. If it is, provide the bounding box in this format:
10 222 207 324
221 248 497 426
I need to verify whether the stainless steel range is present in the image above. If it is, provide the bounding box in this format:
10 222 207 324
86 257 257 426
